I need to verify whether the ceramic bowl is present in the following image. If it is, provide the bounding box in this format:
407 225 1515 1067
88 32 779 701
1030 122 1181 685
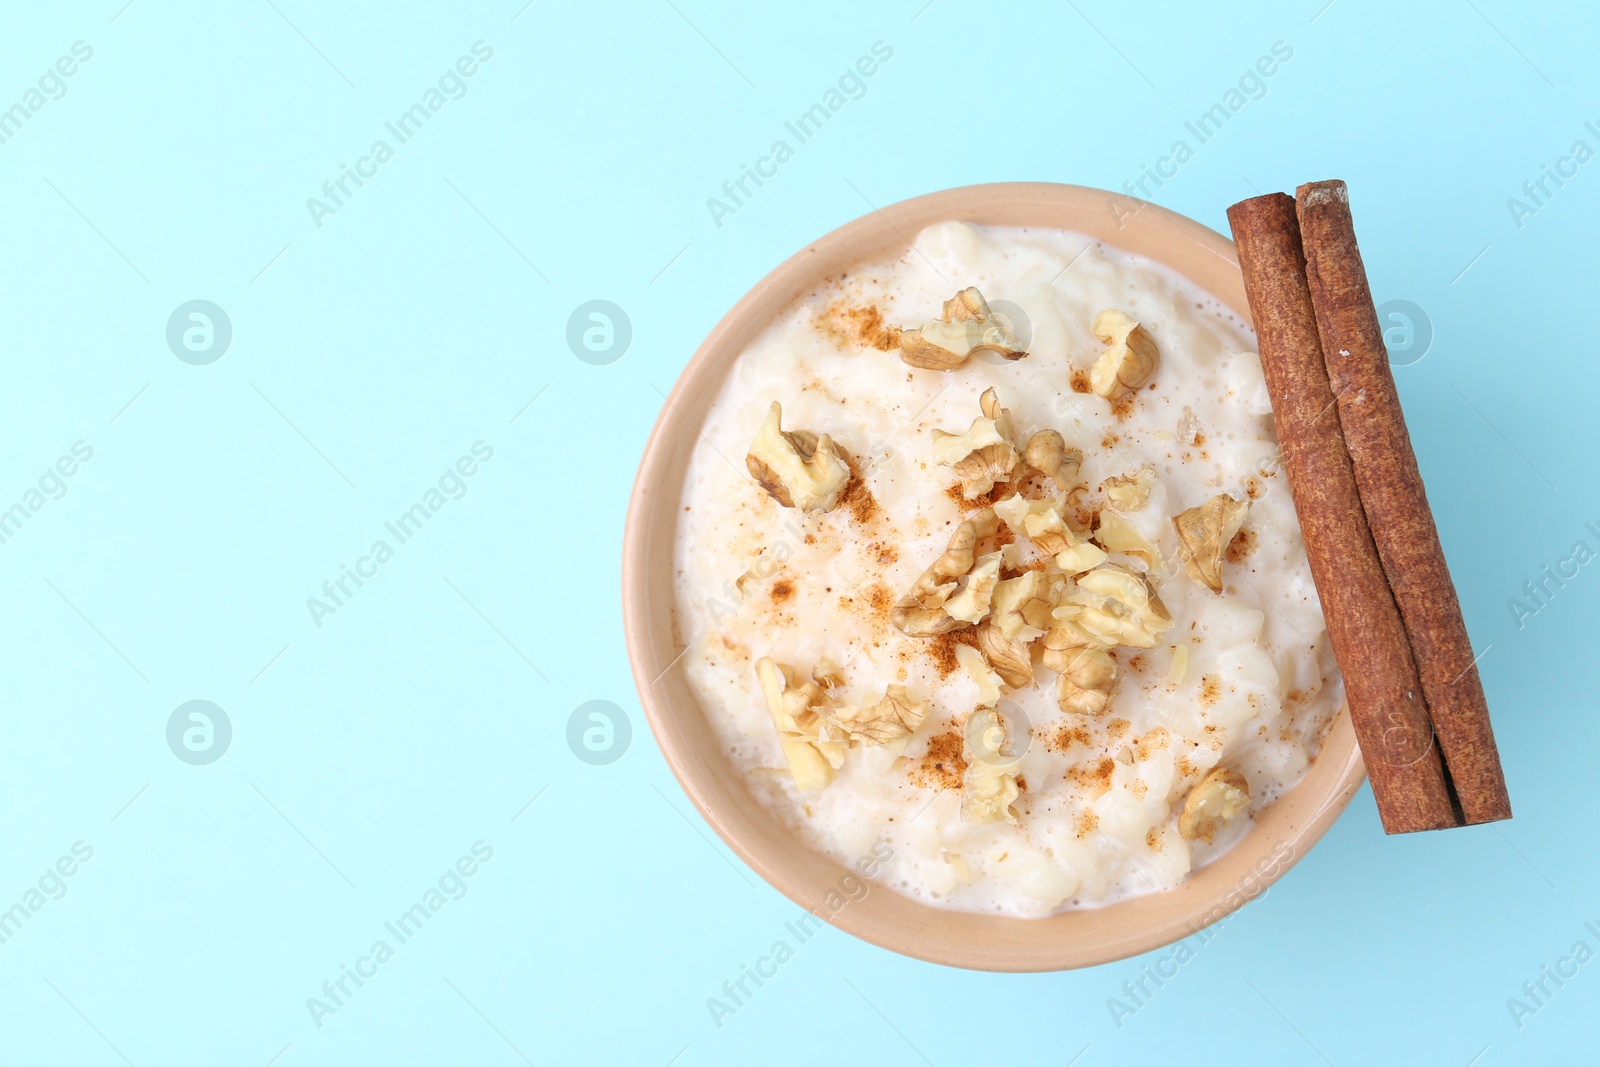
622 182 1363 971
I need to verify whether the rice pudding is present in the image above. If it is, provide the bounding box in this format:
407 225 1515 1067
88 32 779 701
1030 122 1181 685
672 221 1342 917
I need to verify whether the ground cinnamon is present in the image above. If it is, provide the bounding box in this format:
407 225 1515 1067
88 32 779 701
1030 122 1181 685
1295 180 1511 825
1227 193 1459 834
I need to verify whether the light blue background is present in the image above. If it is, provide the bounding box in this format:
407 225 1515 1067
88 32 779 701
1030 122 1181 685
0 1 1592 1064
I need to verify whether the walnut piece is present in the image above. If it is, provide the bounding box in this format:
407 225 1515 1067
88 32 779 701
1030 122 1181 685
1089 309 1161 399
756 659 930 783
941 287 987 324
1042 620 1119 715
890 515 996 636
755 657 847 791
898 287 1027 370
930 416 1007 466
960 707 1020 824
1055 540 1109 574
943 552 1002 624
1021 429 1083 493
990 569 1064 643
992 495 1069 555
954 643 1002 706
1102 465 1156 511
975 621 1033 688
1094 465 1162 567
811 656 845 693
898 321 981 370
827 685 929 747
745 401 851 511
1178 767 1250 843
931 388 1019 499
1167 644 1189 685
1094 509 1158 568
1061 564 1174 648
993 494 1105 572
1173 493 1250 593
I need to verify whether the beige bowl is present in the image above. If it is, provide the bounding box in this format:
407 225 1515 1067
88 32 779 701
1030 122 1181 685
622 182 1364 971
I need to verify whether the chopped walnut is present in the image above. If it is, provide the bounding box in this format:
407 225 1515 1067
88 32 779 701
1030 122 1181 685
954 643 1002 706
1094 509 1159 568
930 417 1006 466
745 401 851 511
1021 429 1083 493
1102 465 1156 511
898 321 980 370
755 657 846 791
992 495 1066 554
1042 620 1119 715
1089 309 1160 399
827 685 929 747
1178 767 1250 842
1094 465 1162 567
754 657 822 737
975 621 1033 688
1055 540 1108 574
890 516 994 636
932 388 1019 499
898 287 1027 370
941 287 987 324
1167 644 1189 685
943 552 1002 624
1061 564 1174 649
992 494 1104 573
812 656 846 692
1173 494 1250 593
990 569 1064 643
960 707 1020 824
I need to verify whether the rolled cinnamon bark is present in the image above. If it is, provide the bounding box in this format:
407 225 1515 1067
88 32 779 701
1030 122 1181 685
1296 180 1511 824
1227 193 1458 834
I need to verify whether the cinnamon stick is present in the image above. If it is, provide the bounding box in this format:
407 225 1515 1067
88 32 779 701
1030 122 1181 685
1296 180 1512 824
1226 193 1458 834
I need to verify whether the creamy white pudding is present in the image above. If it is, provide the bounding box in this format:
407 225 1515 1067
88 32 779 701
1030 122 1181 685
672 221 1341 917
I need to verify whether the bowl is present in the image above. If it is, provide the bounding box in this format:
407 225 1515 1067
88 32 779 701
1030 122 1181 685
622 182 1364 971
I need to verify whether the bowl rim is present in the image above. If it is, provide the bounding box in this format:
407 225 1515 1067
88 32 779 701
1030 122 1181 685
622 181 1365 972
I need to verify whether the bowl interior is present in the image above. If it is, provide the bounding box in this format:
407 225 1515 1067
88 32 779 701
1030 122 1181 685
623 182 1364 971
